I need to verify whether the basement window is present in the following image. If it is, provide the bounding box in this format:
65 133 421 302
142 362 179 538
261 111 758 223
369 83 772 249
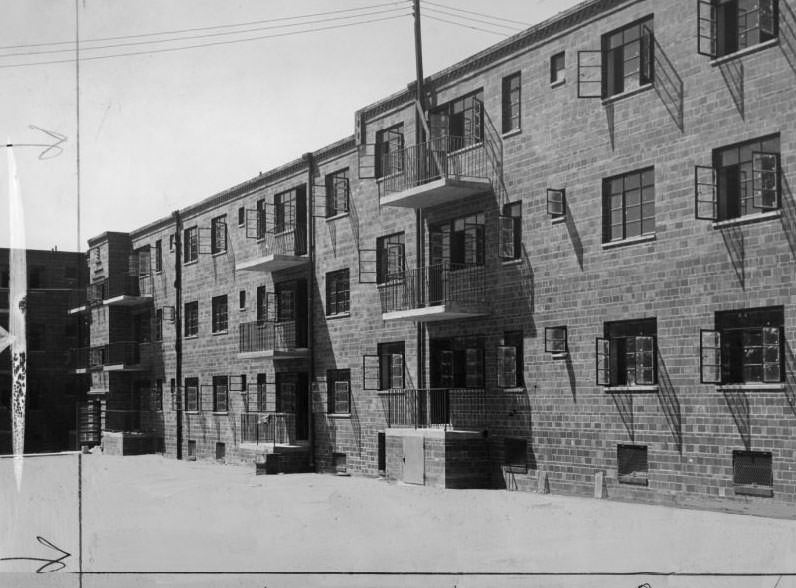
618 444 649 486
504 437 528 473
698 0 778 59
733 450 773 496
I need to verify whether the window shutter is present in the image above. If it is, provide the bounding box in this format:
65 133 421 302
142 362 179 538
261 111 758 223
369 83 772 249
335 177 350 213
313 181 329 218
472 97 483 141
635 336 656 385
362 354 380 390
198 227 212 255
577 50 603 98
137 250 150 277
752 152 780 211
200 384 214 412
762 326 782 383
245 209 260 239
497 345 517 388
498 216 516 260
387 128 404 173
640 26 655 84
697 0 718 57
596 337 611 385
694 165 719 220
759 0 777 37
358 248 378 284
700 329 722 384
547 189 566 217
391 354 405 389
335 381 351 414
464 222 484 266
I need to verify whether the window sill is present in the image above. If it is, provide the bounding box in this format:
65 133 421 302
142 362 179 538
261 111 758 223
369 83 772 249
211 250 227 258
604 385 658 393
712 210 781 229
500 258 523 266
601 83 653 106
327 413 351 419
211 330 229 336
716 383 785 392
710 39 779 67
602 233 656 250
501 128 522 139
550 78 566 89
185 410 200 415
184 335 199 340
503 464 528 474
154 270 163 275
551 215 567 225
499 386 526 393
734 485 773 498
550 352 569 360
239 307 246 312
183 260 198 267
618 475 649 487
326 212 350 222
326 312 351 320
212 411 229 416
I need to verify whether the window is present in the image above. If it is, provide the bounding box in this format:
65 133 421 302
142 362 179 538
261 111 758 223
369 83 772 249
550 51 566 84
256 286 270 323
545 326 568 355
169 234 176 253
215 442 226 461
187 439 196 457
325 168 350 217
378 341 405 390
547 189 566 218
504 437 527 472
327 368 351 414
275 283 295 322
185 377 199 412
733 450 773 496
617 444 649 486
603 168 655 243
430 212 485 267
601 17 654 98
376 232 405 284
211 295 228 333
596 319 657 387
256 198 268 239
701 306 784 384
431 336 485 388
211 215 227 254
325 269 350 316
184 301 198 337
498 331 524 388
213 375 228 412
501 73 521 133
499 202 522 261
183 226 198 263
152 380 163 411
697 134 780 221
274 188 297 234
154 240 162 273
429 90 484 147
375 124 404 178
699 0 778 58
0 267 8 288
239 290 246 311
238 206 245 226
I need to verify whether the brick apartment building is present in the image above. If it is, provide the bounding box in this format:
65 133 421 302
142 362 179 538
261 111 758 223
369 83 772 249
0 248 89 453
71 0 796 516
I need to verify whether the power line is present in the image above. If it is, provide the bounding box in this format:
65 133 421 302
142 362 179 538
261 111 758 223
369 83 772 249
0 2 405 51
424 1 532 27
0 7 410 58
424 15 513 37
0 14 411 69
423 6 523 32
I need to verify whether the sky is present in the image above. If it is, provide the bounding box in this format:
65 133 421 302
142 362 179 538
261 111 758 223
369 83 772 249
0 0 582 252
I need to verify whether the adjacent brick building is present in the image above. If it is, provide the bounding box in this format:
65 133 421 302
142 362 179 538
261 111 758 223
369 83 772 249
73 0 796 516
0 248 89 453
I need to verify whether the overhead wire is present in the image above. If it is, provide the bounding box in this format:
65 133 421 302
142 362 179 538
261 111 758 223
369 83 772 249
423 0 532 27
423 15 514 37
0 13 411 69
422 6 523 32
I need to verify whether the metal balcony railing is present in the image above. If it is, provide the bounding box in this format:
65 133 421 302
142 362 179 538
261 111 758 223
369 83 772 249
239 320 300 353
68 288 87 310
378 388 465 429
69 347 90 370
380 135 489 196
86 274 152 304
240 412 295 445
88 341 145 368
256 225 307 257
377 263 487 314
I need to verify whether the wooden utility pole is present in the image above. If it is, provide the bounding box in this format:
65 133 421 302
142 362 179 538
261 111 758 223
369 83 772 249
173 211 183 460
412 0 426 390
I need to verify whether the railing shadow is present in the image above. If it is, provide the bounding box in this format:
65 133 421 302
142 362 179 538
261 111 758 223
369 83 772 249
349 388 363 456
652 34 685 131
779 0 796 75
722 388 751 450
785 341 796 416
565 354 577 402
605 102 615 150
718 60 744 119
481 106 508 206
656 351 682 454
519 244 536 337
780 175 796 260
564 199 584 270
719 225 745 288
610 392 634 442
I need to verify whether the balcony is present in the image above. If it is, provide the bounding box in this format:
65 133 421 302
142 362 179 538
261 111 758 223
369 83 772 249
377 388 486 430
240 412 296 445
88 341 150 371
67 289 88 314
238 320 308 359
377 263 489 322
69 347 90 373
379 135 493 209
84 275 152 308
236 227 309 273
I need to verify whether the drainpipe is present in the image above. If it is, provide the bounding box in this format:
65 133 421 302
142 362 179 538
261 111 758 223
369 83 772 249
173 210 183 460
303 152 315 469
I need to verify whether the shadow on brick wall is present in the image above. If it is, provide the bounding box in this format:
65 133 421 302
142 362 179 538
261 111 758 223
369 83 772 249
722 388 751 450
785 341 796 417
718 60 744 119
565 355 577 402
605 102 615 151
780 176 796 261
564 199 584 270
656 351 682 454
780 0 796 75
652 32 685 132
719 224 745 289
610 392 634 442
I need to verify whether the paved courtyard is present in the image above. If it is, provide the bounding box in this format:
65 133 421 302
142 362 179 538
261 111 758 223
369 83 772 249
3 452 796 587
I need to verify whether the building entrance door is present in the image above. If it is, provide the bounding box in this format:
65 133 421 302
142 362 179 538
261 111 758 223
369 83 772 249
402 436 424 485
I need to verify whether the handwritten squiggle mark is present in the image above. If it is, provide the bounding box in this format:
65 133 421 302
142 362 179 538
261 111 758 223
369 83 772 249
3 126 68 159
0 536 71 572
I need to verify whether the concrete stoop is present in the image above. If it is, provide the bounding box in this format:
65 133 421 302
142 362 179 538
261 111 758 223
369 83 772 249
102 431 159 456
240 443 312 475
